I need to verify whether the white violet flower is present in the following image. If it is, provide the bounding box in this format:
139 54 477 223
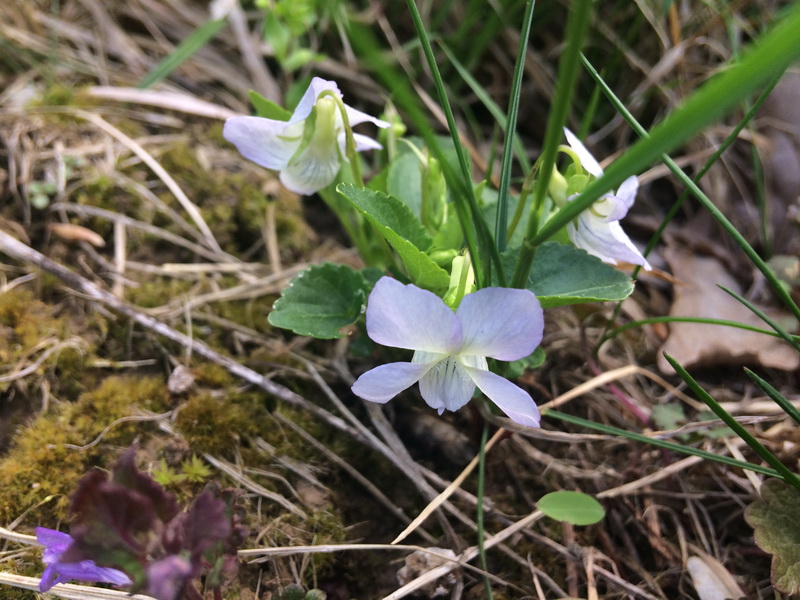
224 77 390 195
352 277 543 427
561 128 651 270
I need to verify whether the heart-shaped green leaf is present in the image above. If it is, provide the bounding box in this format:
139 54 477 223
268 263 368 339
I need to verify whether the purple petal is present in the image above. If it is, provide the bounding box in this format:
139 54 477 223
462 366 541 427
39 565 60 592
53 561 132 587
290 77 341 124
418 358 476 414
223 116 300 170
564 128 603 177
569 214 652 270
146 555 194 600
352 361 431 403
456 287 543 361
36 527 72 559
366 278 462 353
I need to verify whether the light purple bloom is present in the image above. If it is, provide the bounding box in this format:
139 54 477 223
352 277 543 427
36 527 132 592
563 128 651 270
224 77 390 195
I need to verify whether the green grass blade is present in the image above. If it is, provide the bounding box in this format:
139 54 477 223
438 43 531 174
545 409 782 478
495 0 536 252
138 18 227 89
664 353 800 492
347 22 483 283
579 53 800 323
511 0 593 288
718 285 800 354
600 315 800 348
530 4 800 248
404 0 505 286
744 368 800 427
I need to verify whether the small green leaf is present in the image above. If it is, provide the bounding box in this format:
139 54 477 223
745 479 800 595
651 404 686 431
537 491 605 525
519 242 634 307
506 347 546 379
338 184 450 293
248 90 292 121
387 151 422 217
268 263 367 339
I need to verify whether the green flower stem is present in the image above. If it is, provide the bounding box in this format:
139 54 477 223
318 90 364 188
512 0 593 289
664 353 800 493
495 0 536 252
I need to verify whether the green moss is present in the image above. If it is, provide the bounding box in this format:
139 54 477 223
0 375 169 525
0 288 70 360
174 391 267 456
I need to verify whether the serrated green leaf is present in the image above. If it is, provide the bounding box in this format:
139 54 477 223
537 491 605 526
338 184 450 293
248 90 291 121
504 242 634 307
268 263 367 339
745 479 800 595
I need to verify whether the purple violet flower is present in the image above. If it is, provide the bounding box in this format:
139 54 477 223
36 527 132 592
224 77 390 195
562 128 652 270
351 277 543 427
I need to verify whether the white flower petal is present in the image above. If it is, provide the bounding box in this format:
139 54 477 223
569 213 652 270
223 117 300 170
564 128 603 177
418 358 476 414
352 361 431 403
462 365 541 427
366 277 462 353
290 77 341 124
615 175 639 212
345 105 391 129
456 287 543 361
352 133 384 152
279 138 342 194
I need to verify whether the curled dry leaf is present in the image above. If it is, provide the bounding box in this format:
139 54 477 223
657 244 799 373
687 552 746 600
48 223 106 247
396 547 459 599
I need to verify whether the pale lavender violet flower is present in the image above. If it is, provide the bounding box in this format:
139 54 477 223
224 77 390 195
351 277 543 427
563 128 652 270
36 527 132 592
